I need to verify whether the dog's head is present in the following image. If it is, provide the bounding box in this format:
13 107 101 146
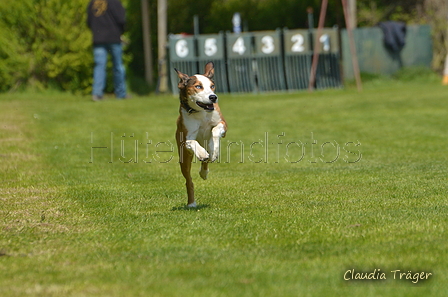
175 62 217 113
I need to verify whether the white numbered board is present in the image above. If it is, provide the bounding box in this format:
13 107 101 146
283 29 311 54
169 35 196 61
313 29 339 53
284 29 338 54
197 34 225 59
226 33 253 58
253 31 282 56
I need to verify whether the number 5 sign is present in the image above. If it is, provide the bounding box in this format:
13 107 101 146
197 33 225 59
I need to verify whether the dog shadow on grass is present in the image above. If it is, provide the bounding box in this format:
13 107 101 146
171 204 210 211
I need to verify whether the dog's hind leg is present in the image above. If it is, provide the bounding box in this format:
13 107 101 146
199 161 209 180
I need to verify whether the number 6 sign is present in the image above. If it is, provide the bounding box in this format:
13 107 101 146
175 39 189 58
169 35 196 60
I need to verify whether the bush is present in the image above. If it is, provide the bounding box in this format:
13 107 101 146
0 0 93 94
392 66 440 82
0 21 31 92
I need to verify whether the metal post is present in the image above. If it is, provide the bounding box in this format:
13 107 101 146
141 0 153 85
308 0 328 91
307 7 314 30
194 15 200 36
341 0 362 91
347 0 357 29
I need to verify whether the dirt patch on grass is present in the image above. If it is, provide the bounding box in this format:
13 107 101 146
0 101 74 237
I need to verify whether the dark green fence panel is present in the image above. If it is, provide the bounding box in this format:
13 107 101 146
253 30 286 92
283 29 312 90
196 33 229 93
313 28 342 89
341 25 432 79
168 35 198 94
403 25 432 67
226 32 257 93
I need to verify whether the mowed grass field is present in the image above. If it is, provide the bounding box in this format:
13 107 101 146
1 78 447 296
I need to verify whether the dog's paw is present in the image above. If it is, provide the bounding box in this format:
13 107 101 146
187 201 197 208
186 140 209 161
199 168 209 180
195 150 209 162
209 151 219 162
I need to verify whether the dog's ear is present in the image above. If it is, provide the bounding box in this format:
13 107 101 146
203 62 215 80
175 68 189 86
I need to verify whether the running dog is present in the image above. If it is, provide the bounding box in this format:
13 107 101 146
174 62 227 208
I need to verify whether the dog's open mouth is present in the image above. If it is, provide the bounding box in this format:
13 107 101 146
196 102 215 111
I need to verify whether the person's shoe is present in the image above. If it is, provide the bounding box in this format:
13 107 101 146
92 95 103 102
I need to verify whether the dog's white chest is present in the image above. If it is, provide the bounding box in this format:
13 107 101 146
182 109 220 143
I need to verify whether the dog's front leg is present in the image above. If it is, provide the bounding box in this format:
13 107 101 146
208 122 226 162
185 140 209 161
176 130 197 207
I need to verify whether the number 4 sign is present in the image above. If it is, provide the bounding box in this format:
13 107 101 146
232 36 246 55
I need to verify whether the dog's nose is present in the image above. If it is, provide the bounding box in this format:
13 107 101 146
209 94 217 102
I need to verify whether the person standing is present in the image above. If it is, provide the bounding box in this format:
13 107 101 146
87 0 128 101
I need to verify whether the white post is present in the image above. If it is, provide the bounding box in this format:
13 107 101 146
443 56 448 85
443 0 448 85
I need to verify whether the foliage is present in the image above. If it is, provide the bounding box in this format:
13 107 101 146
126 0 157 94
392 66 441 82
420 0 448 72
0 0 94 93
0 21 30 92
167 0 335 34
357 0 424 26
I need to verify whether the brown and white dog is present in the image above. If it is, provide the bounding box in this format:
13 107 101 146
174 62 227 208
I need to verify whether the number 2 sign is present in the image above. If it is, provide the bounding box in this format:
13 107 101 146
283 29 311 54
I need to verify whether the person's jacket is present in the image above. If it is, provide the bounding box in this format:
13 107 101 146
87 0 126 44
378 21 407 53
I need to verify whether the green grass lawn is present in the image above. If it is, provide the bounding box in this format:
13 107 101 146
1 79 447 296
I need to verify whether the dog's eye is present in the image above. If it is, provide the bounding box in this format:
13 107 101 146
211 85 215 89
195 85 202 89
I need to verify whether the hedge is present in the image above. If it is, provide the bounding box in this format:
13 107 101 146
1 0 100 94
